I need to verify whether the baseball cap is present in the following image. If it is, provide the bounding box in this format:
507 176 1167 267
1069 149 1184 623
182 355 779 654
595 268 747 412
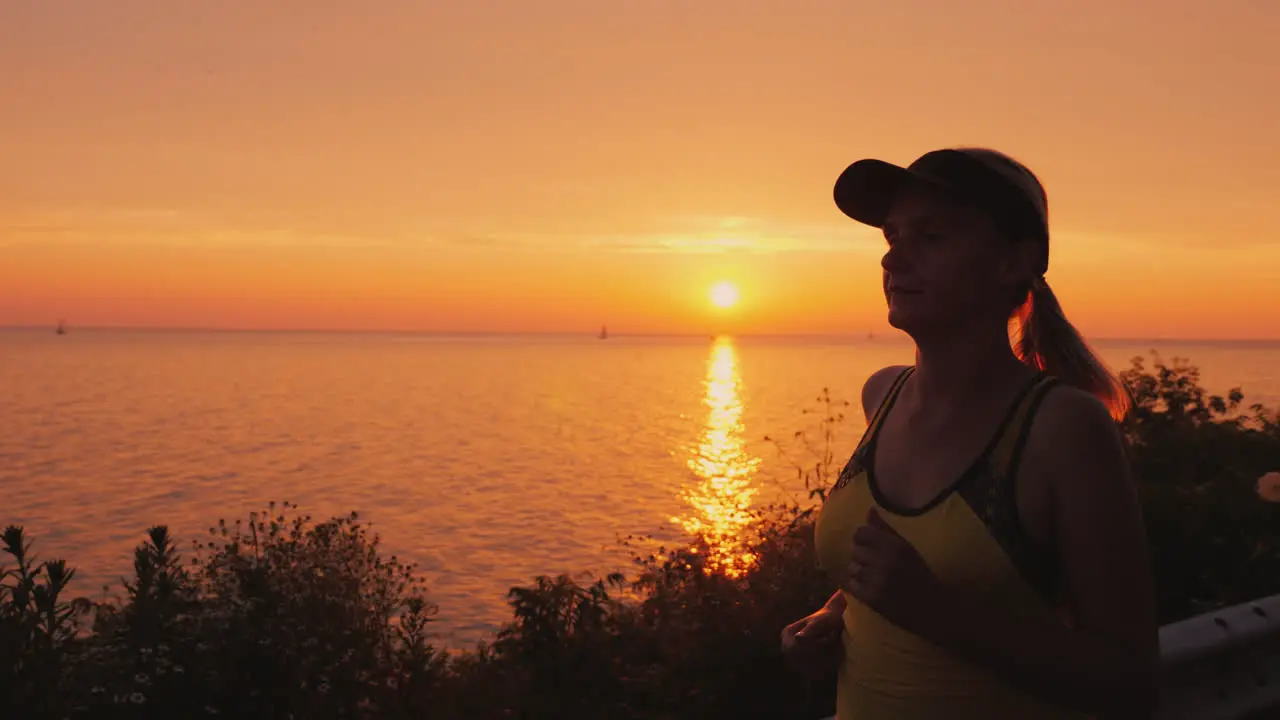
833 148 1050 273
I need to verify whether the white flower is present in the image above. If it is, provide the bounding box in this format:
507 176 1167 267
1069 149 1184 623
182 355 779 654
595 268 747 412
1257 471 1280 502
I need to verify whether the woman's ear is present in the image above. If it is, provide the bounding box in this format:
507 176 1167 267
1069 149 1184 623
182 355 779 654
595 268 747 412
998 239 1043 286
992 245 1029 287
991 240 1040 313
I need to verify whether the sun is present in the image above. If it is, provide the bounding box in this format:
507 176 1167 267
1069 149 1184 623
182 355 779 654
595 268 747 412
709 281 740 309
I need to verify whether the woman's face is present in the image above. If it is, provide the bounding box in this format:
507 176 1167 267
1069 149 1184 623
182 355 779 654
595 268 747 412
880 186 1026 335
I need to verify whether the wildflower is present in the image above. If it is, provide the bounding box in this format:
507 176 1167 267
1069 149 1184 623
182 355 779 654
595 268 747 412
318 683 330 694
134 673 150 685
130 693 146 704
1258 472 1280 502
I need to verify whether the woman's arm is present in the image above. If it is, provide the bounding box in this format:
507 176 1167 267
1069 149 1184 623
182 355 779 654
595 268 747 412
918 387 1159 716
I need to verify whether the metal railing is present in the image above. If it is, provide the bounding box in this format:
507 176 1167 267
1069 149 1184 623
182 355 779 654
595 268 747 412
814 592 1280 720
1158 592 1280 719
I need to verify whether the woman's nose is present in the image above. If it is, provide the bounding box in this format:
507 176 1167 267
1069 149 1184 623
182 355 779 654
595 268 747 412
881 244 906 273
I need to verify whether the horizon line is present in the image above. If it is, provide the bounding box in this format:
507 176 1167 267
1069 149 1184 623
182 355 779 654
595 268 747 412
3 323 1278 345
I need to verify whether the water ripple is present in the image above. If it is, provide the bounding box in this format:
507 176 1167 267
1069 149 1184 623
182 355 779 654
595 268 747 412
2 329 1275 645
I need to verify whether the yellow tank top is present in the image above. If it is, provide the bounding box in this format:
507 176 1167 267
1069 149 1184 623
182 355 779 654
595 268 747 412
815 367 1085 720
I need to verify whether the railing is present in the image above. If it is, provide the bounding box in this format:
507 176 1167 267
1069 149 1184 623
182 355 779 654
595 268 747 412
814 592 1280 720
1158 593 1280 719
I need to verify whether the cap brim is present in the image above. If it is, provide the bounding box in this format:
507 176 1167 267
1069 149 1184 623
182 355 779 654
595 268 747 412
833 159 930 228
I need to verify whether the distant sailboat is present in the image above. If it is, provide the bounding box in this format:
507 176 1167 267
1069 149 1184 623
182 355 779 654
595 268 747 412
598 324 609 340
55 320 67 336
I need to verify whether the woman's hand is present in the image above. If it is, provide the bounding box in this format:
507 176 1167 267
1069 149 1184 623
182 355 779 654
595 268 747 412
845 508 947 637
780 608 844 679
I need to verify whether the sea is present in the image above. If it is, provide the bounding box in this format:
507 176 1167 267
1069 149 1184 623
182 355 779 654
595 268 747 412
3 328 1278 647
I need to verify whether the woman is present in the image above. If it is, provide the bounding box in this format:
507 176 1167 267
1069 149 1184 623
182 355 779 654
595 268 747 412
780 148 1158 719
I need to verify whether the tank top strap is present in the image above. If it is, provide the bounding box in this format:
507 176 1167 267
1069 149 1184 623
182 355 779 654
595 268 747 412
832 366 914 493
958 373 1063 601
855 366 915 453
986 374 1061 477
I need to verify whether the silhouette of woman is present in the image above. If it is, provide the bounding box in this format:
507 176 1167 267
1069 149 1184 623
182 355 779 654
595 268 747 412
781 148 1157 719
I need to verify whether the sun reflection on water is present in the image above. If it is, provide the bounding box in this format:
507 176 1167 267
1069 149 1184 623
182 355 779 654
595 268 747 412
675 336 761 577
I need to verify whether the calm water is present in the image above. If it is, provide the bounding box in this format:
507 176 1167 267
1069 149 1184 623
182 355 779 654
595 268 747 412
3 329 1278 646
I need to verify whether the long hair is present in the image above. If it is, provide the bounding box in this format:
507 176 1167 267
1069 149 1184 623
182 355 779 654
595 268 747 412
966 148 1132 422
1011 278 1131 422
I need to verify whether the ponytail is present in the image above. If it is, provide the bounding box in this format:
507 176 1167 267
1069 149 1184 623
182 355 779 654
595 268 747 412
1012 277 1131 422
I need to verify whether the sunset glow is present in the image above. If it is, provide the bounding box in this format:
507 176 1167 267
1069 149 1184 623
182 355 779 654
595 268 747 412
2 2 1279 338
709 281 740 310
676 337 760 576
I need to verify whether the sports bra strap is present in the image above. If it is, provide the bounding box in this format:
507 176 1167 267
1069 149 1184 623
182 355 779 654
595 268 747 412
960 373 1062 601
986 374 1060 479
854 366 915 453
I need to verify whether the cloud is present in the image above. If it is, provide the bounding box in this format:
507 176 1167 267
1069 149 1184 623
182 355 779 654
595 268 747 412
0 205 443 250
0 205 888 256
433 233 538 250
1053 228 1280 272
444 216 885 255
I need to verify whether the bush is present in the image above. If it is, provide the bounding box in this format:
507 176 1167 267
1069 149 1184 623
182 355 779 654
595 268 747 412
1120 354 1280 621
2 354 1277 718
2 505 445 718
0 526 91 717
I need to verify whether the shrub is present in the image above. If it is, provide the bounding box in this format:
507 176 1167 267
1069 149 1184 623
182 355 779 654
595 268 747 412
0 525 90 716
1120 354 1280 621
3 504 445 718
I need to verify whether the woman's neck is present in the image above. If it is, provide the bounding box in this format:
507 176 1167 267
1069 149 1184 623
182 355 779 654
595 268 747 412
907 318 1035 414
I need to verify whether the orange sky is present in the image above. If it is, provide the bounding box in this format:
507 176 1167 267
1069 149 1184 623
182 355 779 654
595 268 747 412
3 1 1278 338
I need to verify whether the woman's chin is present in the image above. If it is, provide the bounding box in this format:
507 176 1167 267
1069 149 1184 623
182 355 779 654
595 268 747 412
886 307 917 331
887 306 945 335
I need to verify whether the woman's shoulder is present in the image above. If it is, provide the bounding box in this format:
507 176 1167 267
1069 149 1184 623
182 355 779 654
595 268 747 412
860 365 912 421
1031 383 1121 444
1021 382 1130 493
